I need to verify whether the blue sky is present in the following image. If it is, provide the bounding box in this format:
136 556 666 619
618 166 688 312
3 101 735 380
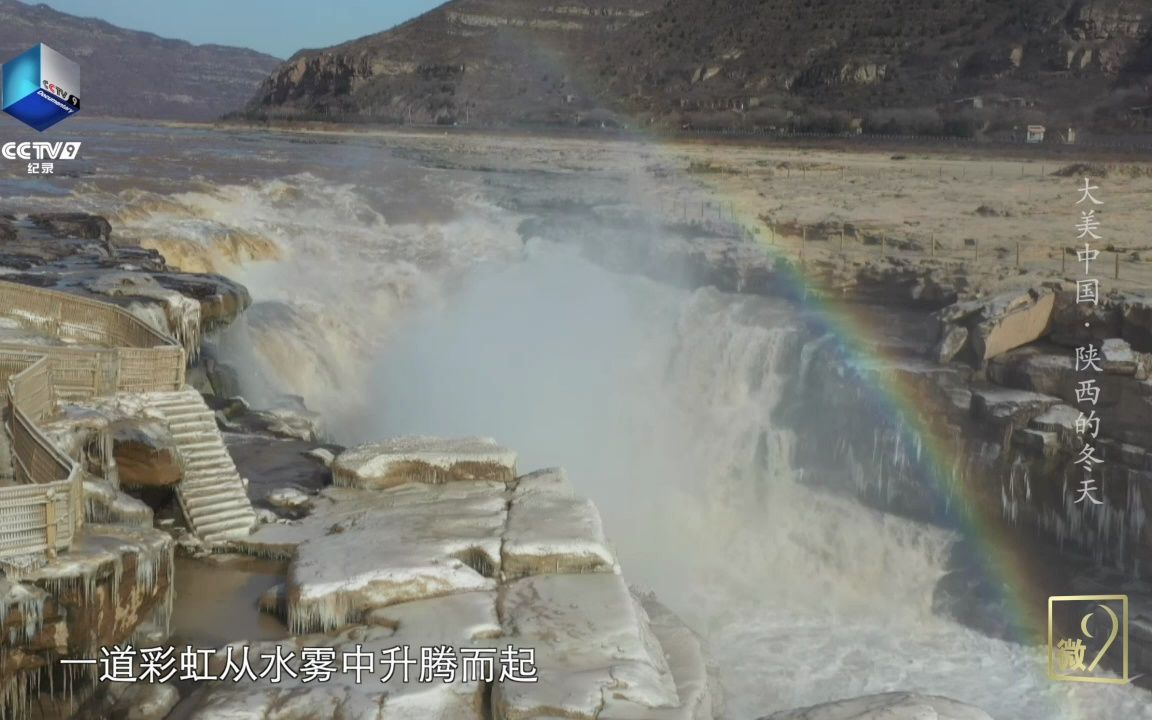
34 0 445 58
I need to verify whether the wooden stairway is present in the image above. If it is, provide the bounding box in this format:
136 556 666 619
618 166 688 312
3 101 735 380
144 389 256 543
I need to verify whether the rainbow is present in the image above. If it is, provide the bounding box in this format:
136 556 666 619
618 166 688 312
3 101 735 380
488 24 1108 712
650 154 1090 714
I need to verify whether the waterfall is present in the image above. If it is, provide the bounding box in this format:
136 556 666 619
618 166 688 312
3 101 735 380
100 169 1151 720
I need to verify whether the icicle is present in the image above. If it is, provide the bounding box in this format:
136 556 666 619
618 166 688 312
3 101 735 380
0 582 47 646
158 293 203 362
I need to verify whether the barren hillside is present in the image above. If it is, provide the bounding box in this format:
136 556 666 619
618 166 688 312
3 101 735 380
245 0 1152 134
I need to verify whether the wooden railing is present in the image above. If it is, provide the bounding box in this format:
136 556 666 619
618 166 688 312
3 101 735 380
0 280 190 563
1 355 81 560
0 476 77 559
0 280 175 350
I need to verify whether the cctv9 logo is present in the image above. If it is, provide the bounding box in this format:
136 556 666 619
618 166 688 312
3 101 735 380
41 80 80 108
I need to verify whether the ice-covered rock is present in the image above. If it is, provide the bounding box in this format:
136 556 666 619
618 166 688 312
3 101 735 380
215 454 718 720
758 692 993 720
512 467 575 497
251 405 323 442
304 447 336 467
83 479 154 526
332 436 517 490
503 487 619 579
254 507 280 524
1101 337 1138 375
86 271 203 357
640 596 719 720
494 573 679 720
1029 403 1082 449
185 592 500 720
239 483 507 633
0 526 174 720
265 487 313 511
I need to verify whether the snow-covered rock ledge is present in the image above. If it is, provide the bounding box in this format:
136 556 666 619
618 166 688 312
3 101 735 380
190 439 717 720
331 436 517 490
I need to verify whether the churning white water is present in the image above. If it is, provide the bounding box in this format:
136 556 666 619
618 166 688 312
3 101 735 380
89 166 1151 719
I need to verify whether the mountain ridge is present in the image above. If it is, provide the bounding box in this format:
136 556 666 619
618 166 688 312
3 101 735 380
244 0 1152 135
0 0 281 122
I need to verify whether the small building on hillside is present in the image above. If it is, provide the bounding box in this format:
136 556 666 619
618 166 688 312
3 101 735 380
1026 125 1046 143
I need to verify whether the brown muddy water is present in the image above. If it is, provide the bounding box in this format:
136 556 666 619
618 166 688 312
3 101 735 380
170 555 288 648
161 555 288 719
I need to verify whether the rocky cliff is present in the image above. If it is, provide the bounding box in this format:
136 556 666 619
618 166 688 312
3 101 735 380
245 0 1152 132
245 0 662 126
0 1 280 121
606 0 1152 131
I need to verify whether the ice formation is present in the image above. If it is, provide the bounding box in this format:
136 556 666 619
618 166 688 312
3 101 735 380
503 480 619 579
494 573 679 720
0 580 47 646
0 526 174 720
243 482 507 633
197 440 716 719
331 436 517 489
87 272 203 359
83 479 154 526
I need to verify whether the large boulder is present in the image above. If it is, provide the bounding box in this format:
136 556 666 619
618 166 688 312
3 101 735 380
114 440 182 488
759 692 993 720
970 290 1055 362
935 288 1057 365
109 420 181 488
107 683 180 720
970 386 1060 430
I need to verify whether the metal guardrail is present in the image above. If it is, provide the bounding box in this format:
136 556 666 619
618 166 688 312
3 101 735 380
0 280 189 564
